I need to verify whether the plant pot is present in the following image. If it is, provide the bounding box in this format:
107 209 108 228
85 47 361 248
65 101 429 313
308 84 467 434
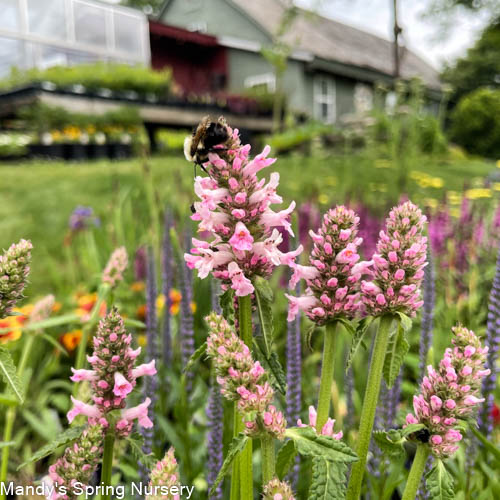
89 144 108 160
65 143 88 161
108 143 132 160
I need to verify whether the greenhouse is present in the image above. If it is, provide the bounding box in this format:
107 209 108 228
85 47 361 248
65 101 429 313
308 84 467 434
0 0 150 76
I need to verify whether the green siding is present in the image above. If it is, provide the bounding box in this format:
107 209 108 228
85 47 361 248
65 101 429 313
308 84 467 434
161 0 271 45
335 77 356 119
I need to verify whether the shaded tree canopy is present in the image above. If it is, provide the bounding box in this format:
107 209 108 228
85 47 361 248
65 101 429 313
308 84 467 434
442 19 500 101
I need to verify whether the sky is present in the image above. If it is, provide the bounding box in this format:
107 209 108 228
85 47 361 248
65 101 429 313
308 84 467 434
295 0 491 69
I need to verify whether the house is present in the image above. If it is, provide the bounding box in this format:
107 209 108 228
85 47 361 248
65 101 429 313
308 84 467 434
158 0 441 123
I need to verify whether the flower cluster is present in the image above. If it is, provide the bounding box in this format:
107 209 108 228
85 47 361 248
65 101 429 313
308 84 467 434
68 206 100 232
102 246 128 288
361 201 427 317
67 308 156 436
206 312 286 439
146 447 180 500
297 405 343 440
185 121 301 296
286 206 366 325
30 294 55 323
48 424 103 500
263 478 296 500
0 239 32 319
405 325 490 458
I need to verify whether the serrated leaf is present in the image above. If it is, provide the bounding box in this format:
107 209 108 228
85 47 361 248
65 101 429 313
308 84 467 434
219 289 235 325
183 341 207 373
401 423 426 438
373 431 405 459
17 425 86 470
337 318 356 337
396 311 412 332
254 346 287 394
0 347 24 403
210 433 248 495
310 456 349 500
126 432 156 469
253 277 274 358
276 440 297 480
285 426 358 463
345 317 373 372
383 324 409 388
426 460 454 500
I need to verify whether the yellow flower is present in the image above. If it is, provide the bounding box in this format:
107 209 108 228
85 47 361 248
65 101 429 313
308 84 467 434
493 183 500 192
156 294 166 311
318 194 329 205
465 188 492 199
0 316 22 344
496 159 500 168
60 330 82 351
424 198 438 209
137 334 147 347
430 177 444 188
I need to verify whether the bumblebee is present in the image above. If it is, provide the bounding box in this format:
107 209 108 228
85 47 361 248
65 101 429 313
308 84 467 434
184 116 230 173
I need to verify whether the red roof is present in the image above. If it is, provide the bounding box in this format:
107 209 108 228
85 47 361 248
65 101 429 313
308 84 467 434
149 20 219 47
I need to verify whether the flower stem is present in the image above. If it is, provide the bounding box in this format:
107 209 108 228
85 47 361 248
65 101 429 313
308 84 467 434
0 333 36 499
230 404 241 500
346 314 393 500
100 432 115 500
237 295 253 500
261 436 275 486
401 444 430 500
316 321 338 433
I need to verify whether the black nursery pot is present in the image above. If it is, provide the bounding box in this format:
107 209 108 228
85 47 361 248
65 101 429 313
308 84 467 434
46 144 65 159
65 143 88 161
108 143 132 160
89 144 108 160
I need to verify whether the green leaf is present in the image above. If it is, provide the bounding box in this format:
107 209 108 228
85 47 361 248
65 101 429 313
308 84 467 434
469 425 500 461
401 423 426 438
276 440 297 480
0 442 15 449
0 393 19 407
210 433 249 495
372 430 405 459
253 277 274 358
0 314 81 334
426 460 454 500
255 347 287 394
285 427 358 463
219 289 235 325
337 317 356 337
345 317 372 372
123 318 146 329
40 333 68 356
383 324 409 388
126 432 156 469
0 347 24 403
17 425 86 470
309 456 349 500
396 311 412 332
183 341 207 373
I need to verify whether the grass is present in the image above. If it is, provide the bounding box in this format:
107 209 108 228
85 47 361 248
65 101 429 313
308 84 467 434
0 151 496 293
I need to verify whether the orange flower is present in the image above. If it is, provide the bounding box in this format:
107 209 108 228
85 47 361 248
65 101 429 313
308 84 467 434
169 289 182 315
136 304 147 321
0 316 22 344
74 293 106 320
130 281 145 292
61 330 82 351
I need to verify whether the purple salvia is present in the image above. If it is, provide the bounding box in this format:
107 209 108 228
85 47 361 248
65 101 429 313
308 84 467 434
139 248 159 485
419 247 435 381
134 246 147 282
180 228 195 392
479 244 500 436
285 275 302 490
162 209 174 365
206 377 224 500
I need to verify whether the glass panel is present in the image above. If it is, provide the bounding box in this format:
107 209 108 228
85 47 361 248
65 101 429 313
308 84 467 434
0 0 20 32
37 44 100 69
27 0 67 40
74 1 107 47
114 12 142 56
0 37 22 76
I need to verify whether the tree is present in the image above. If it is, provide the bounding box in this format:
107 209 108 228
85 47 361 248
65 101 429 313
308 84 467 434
442 19 500 101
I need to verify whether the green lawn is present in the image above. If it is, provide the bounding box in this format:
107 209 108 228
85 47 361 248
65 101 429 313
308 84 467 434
0 152 496 293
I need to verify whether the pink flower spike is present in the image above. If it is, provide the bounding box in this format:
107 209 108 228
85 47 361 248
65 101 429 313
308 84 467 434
67 397 102 423
70 368 97 383
122 398 153 428
229 222 254 251
113 372 133 398
132 360 157 379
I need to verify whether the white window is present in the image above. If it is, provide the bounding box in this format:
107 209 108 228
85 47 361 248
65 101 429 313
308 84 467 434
244 73 276 92
314 75 336 123
354 83 373 114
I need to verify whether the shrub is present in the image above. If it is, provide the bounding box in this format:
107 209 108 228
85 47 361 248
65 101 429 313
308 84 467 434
450 87 500 158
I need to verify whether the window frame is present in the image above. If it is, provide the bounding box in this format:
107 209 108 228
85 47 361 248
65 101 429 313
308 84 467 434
313 74 336 124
